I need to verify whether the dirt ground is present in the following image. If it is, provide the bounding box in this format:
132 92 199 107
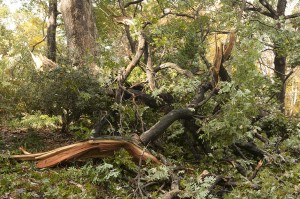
0 126 77 154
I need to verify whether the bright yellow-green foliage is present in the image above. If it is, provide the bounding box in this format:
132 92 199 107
286 67 300 116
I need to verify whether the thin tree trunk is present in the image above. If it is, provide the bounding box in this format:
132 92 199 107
274 0 287 111
274 51 286 111
47 0 58 62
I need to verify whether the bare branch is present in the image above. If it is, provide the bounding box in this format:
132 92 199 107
199 50 212 70
125 25 136 53
126 88 173 108
118 33 146 84
245 6 275 18
153 62 194 78
208 30 232 34
31 35 47 52
244 0 277 18
284 12 300 19
124 0 144 8
259 0 277 17
283 69 294 84
140 108 194 144
161 12 195 19
248 160 263 181
189 82 213 107
144 43 157 90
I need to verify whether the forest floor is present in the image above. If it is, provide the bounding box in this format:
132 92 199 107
1 126 300 198
0 126 76 153
0 127 113 198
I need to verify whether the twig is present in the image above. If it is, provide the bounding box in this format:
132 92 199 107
248 160 263 181
135 143 150 198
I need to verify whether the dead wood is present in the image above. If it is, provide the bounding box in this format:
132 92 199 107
248 160 263 181
9 139 161 168
162 189 180 199
235 142 265 158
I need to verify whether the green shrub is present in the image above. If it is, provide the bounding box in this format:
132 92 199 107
19 66 112 132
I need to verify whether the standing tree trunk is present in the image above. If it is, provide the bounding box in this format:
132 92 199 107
274 51 286 111
60 0 98 70
274 0 287 111
244 0 298 112
47 0 58 62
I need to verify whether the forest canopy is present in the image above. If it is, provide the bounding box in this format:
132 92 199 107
0 0 300 198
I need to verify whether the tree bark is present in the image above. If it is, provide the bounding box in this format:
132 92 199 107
139 108 194 145
244 0 299 112
47 0 58 62
274 51 286 111
60 0 98 67
274 0 287 111
145 42 157 90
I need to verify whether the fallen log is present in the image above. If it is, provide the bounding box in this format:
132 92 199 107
8 139 161 168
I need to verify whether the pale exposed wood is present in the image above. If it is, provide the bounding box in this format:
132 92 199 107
223 32 235 61
9 140 161 168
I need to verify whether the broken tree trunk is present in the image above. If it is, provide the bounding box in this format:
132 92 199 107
9 139 160 168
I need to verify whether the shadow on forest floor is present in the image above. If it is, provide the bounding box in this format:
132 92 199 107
0 127 76 153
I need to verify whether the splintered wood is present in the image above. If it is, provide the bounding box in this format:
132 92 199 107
8 140 161 168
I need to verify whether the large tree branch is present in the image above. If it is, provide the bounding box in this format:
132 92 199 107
125 25 136 53
140 108 194 144
153 62 194 78
125 88 173 108
245 6 275 18
116 0 136 53
244 1 276 19
235 142 265 158
144 42 157 90
140 79 215 145
189 82 213 107
118 33 146 84
139 31 235 145
161 11 195 19
284 12 300 19
259 0 277 17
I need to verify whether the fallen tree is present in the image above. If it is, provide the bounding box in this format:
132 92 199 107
10 138 160 168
